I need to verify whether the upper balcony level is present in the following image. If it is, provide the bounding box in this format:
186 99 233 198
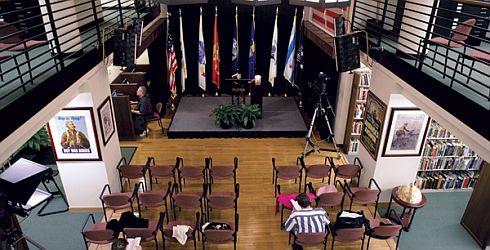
0 0 161 141
349 0 489 140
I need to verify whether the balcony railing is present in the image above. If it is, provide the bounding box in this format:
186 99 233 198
0 0 159 110
351 0 489 111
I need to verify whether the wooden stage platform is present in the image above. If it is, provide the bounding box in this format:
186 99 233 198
167 96 308 138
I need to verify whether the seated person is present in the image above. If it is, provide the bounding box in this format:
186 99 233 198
284 193 330 250
131 86 153 136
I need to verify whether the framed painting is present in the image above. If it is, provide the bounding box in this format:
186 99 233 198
360 91 387 160
97 97 116 146
382 108 430 157
47 108 102 161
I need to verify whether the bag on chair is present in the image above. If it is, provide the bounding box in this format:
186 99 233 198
335 210 366 229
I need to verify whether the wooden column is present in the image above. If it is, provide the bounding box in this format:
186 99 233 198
461 162 490 249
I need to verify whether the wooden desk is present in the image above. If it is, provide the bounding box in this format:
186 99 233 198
112 95 136 140
385 186 427 232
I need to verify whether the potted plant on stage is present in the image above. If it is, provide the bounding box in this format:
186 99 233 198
210 104 241 129
239 104 261 129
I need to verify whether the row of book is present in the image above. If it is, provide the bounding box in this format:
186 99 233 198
415 171 479 190
426 120 454 138
419 156 483 171
359 72 371 87
352 121 362 135
349 139 360 153
358 88 369 101
354 104 365 120
423 141 477 157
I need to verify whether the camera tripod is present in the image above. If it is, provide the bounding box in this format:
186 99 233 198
301 94 341 159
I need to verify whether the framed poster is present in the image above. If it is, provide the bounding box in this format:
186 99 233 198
360 91 387 160
47 108 102 161
97 97 115 146
382 108 430 157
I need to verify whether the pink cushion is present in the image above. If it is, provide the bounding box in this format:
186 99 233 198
429 37 464 48
275 192 316 214
316 184 337 196
467 50 490 62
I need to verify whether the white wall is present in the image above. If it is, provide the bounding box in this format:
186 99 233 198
0 62 122 208
355 55 490 201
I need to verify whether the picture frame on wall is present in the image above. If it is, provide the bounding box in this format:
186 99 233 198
382 108 430 157
47 108 102 161
360 91 387 160
97 97 116 146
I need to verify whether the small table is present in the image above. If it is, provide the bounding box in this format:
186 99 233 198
385 186 427 232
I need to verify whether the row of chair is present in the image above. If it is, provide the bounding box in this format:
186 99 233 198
82 210 239 250
272 156 364 198
117 156 238 193
290 209 404 250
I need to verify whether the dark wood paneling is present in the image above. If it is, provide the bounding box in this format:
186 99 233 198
461 162 490 249
112 95 135 141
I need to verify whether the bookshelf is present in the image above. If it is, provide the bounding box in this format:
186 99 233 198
343 69 371 154
415 119 483 191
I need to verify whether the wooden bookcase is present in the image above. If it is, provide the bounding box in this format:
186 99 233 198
415 119 483 191
343 69 371 154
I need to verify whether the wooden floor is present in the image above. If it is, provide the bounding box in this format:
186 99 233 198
91 116 397 250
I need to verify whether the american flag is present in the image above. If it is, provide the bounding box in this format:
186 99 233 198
167 32 178 98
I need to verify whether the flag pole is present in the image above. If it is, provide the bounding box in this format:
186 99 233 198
284 8 297 97
249 6 255 96
269 7 278 97
215 6 219 96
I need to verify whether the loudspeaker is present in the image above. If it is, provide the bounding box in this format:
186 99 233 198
113 29 128 67
0 158 52 205
335 33 360 72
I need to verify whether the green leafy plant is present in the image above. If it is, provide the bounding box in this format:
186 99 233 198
210 104 241 128
22 127 51 152
239 104 261 128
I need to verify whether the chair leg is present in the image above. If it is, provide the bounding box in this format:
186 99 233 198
361 236 365 250
366 236 371 250
467 60 476 84
443 48 449 78
202 237 205 250
280 206 284 229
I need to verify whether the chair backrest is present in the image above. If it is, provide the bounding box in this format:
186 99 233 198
296 232 328 245
0 21 22 43
82 228 114 244
372 224 402 238
334 227 365 242
119 164 146 179
318 192 344 206
452 18 476 42
102 194 131 208
155 102 163 114
336 164 361 178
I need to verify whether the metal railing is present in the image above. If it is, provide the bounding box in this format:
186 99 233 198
351 0 489 110
0 0 159 109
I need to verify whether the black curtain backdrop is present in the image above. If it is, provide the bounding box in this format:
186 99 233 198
164 0 339 101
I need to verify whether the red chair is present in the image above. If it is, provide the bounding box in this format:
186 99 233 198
162 212 200 250
99 184 135 222
147 156 178 190
147 102 165 134
123 212 164 250
135 181 171 222
344 178 381 218
426 18 476 78
272 157 302 197
308 181 345 212
452 49 490 85
117 156 148 192
206 183 239 220
202 212 239 250
206 157 238 193
299 156 332 192
328 156 363 187
80 213 115 249
177 157 206 192
293 227 330 250
0 21 56 84
171 183 205 220
365 209 403 250
330 212 366 250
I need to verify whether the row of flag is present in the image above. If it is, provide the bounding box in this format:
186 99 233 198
167 7 303 98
